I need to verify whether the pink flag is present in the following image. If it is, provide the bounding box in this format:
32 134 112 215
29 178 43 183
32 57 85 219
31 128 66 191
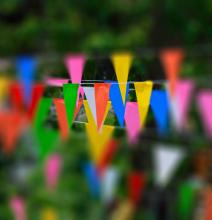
171 80 194 130
65 54 86 83
46 77 69 87
197 91 212 138
124 102 140 144
10 196 26 220
45 154 62 190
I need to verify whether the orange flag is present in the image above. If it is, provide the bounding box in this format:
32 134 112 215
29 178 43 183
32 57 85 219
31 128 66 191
54 99 69 140
160 48 184 97
94 83 110 130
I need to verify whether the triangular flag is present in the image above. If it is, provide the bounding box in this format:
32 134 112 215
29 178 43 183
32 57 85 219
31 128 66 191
154 144 184 186
63 83 79 127
134 81 153 127
65 54 86 83
45 154 62 190
85 122 114 164
203 188 212 220
0 111 25 154
111 53 132 102
110 82 129 127
83 162 100 197
33 98 59 161
0 76 10 103
178 182 195 220
84 87 97 124
46 77 69 87
150 90 169 134
41 208 57 220
197 90 212 138
128 172 146 205
169 80 194 130
94 83 110 130
124 102 140 144
10 196 26 220
101 167 119 203
16 56 37 105
160 48 184 97
54 98 69 140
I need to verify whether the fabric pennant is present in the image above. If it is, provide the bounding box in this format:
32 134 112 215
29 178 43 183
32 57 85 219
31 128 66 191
83 162 100 197
150 90 169 134
46 77 69 87
94 83 110 130
84 87 97 124
65 54 86 83
0 76 10 103
45 154 62 190
169 80 194 131
110 82 129 127
33 98 59 161
154 144 184 187
10 196 26 220
124 102 140 144
16 56 37 105
128 172 146 205
101 167 119 203
134 81 153 128
160 48 184 97
197 90 212 138
54 98 69 140
111 53 132 102
85 122 114 164
63 83 79 127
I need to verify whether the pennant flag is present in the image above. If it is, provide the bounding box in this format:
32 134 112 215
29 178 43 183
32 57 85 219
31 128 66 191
160 48 184 97
178 183 195 220
10 196 26 220
110 82 129 127
94 83 110 130
154 144 184 186
65 54 86 83
124 102 140 144
204 188 212 220
134 81 153 128
9 83 45 121
54 99 69 140
170 80 194 131
63 83 79 127
101 167 119 203
33 98 59 161
197 90 212 138
0 111 25 154
85 122 114 164
41 208 57 220
128 172 146 205
84 87 97 124
111 53 132 102
46 77 69 87
0 76 10 103
83 162 100 197
45 154 62 190
150 90 169 134
16 56 37 105
97 139 119 176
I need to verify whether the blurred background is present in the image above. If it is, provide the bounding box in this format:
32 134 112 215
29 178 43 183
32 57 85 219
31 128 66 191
0 1 212 220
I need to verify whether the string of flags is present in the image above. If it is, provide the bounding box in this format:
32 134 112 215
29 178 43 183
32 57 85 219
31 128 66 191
2 50 211 220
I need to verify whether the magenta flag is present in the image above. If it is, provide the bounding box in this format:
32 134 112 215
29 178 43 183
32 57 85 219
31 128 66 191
10 196 26 220
124 102 140 144
171 80 194 130
45 154 62 190
46 77 69 87
197 91 212 138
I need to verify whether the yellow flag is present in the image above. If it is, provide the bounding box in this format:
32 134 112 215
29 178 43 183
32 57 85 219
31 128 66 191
41 208 57 220
0 77 10 102
134 81 153 127
85 123 114 164
112 53 132 102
